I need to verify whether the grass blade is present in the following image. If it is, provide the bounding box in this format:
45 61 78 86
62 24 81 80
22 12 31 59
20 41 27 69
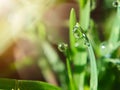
88 44 98 90
69 8 77 53
58 43 75 90
78 0 90 30
109 4 120 47
72 23 98 90
66 57 75 90
42 41 67 89
0 78 61 90
18 80 61 90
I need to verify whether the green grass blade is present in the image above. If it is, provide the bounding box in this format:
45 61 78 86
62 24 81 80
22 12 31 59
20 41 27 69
72 24 98 90
88 44 98 90
0 78 16 90
73 52 87 90
58 43 75 90
109 5 120 45
66 48 76 90
0 78 61 90
42 42 67 89
72 23 88 90
69 8 77 53
18 80 61 90
66 58 75 90
78 0 90 30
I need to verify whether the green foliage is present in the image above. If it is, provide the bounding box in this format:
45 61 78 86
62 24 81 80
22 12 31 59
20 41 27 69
0 0 120 90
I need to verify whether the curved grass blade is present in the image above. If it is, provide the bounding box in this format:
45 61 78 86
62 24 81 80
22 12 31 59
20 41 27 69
0 78 61 90
80 26 98 90
88 44 98 90
18 80 61 90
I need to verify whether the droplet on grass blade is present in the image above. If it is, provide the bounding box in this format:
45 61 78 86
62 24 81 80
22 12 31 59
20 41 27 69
58 43 68 52
112 0 120 7
82 33 90 47
73 23 90 47
100 42 107 53
73 23 83 39
84 41 90 47
101 43 106 49
100 42 111 58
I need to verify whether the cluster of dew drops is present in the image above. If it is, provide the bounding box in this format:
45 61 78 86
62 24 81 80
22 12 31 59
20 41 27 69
72 23 90 47
58 43 68 53
58 23 91 52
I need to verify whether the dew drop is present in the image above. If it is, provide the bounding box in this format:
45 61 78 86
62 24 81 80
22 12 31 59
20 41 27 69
73 23 83 39
112 0 120 7
101 44 106 49
84 41 90 47
82 33 90 47
58 43 68 52
101 42 107 49
100 42 109 56
100 42 107 50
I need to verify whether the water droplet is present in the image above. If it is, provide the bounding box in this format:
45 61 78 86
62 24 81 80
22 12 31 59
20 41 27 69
101 44 106 49
101 42 107 49
100 42 110 56
73 23 83 39
82 33 90 46
73 23 90 47
84 41 90 47
58 43 68 52
112 0 120 7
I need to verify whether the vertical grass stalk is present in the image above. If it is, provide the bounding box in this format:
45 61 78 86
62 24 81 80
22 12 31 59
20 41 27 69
66 57 75 90
69 8 77 53
78 0 90 30
58 43 75 90
109 1 120 45
72 23 98 90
